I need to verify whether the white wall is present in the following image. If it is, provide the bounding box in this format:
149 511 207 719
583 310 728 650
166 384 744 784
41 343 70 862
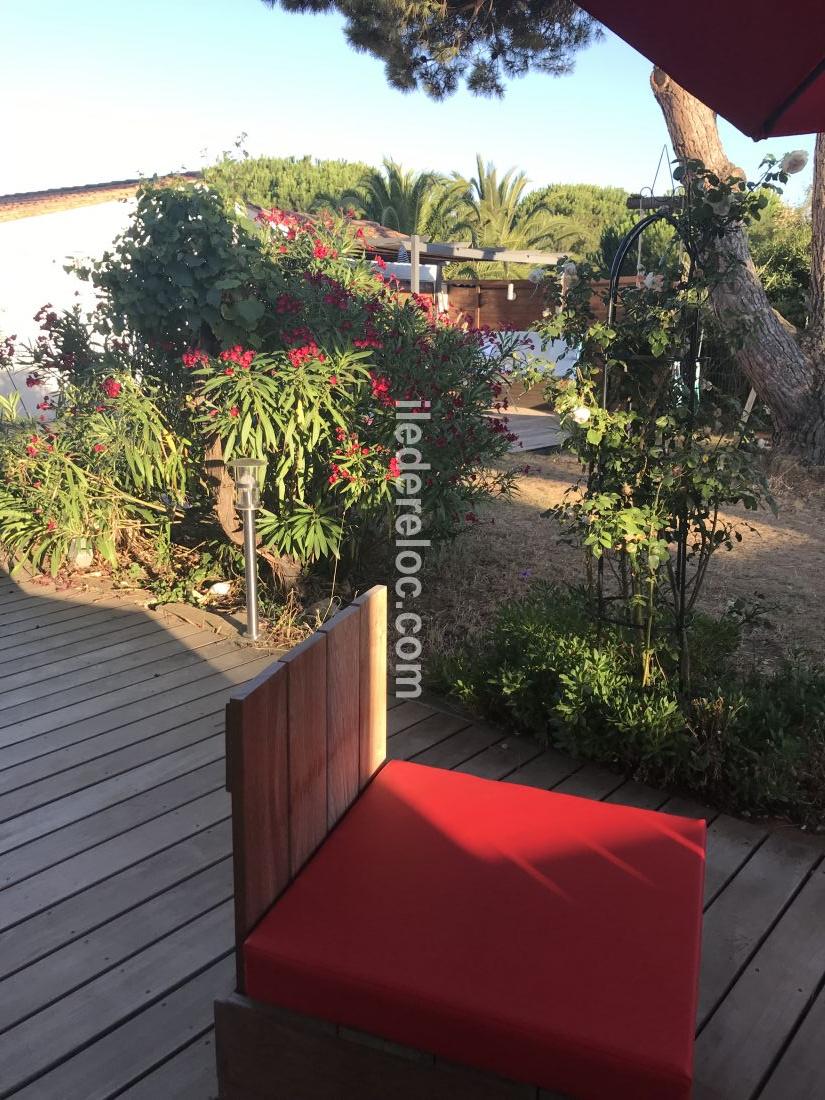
0 199 135 412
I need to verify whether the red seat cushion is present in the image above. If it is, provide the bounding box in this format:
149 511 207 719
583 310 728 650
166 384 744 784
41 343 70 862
244 760 705 1100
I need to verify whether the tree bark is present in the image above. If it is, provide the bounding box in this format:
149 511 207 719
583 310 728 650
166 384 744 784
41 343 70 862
807 132 825 354
650 68 825 463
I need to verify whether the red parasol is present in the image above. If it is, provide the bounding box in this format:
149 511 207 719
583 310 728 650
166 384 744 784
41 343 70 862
579 1 825 138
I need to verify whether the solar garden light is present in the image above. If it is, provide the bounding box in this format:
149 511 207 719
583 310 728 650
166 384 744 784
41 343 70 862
228 457 267 641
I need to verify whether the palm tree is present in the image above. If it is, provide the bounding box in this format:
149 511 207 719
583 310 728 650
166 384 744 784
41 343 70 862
342 159 470 239
452 155 572 276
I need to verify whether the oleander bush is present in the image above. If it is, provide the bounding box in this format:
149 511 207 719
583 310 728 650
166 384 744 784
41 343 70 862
0 183 524 582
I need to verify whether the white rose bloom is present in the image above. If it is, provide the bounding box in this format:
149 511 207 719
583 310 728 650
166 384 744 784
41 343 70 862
561 261 578 276
780 150 809 174
643 272 665 292
572 405 591 425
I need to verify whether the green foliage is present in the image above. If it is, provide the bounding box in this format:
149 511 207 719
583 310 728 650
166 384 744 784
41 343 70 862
524 183 631 260
72 185 273 352
201 151 662 279
435 584 825 826
2 183 521 580
595 213 682 278
203 153 370 213
0 378 175 577
267 1 598 98
430 156 825 825
538 159 781 693
341 158 471 239
445 155 571 278
746 190 811 327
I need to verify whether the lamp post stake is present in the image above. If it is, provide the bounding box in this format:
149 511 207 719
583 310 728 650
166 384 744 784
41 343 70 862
227 457 267 643
241 505 259 641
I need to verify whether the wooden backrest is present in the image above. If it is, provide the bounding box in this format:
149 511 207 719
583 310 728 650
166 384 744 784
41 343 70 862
225 585 387 990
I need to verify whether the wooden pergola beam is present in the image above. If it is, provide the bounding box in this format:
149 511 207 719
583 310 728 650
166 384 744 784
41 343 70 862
362 234 563 267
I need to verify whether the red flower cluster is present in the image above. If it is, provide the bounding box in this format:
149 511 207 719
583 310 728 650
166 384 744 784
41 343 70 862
220 346 255 369
354 320 383 351
369 372 393 407
25 373 43 389
283 326 314 346
372 254 387 270
386 456 401 480
229 406 240 418
312 240 338 260
328 375 338 386
411 293 434 314
93 443 106 453
328 462 354 485
34 304 58 330
257 208 309 240
182 348 209 369
288 342 326 368
0 334 16 369
101 377 122 399
275 294 302 314
323 286 349 310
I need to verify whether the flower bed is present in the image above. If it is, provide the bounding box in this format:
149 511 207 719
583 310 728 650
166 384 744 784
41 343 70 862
0 184 525 589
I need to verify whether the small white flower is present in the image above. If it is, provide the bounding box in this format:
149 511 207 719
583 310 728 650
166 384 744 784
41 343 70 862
780 150 809 174
571 405 591 425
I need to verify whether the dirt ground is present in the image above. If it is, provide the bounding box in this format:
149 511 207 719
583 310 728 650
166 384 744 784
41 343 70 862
420 451 825 671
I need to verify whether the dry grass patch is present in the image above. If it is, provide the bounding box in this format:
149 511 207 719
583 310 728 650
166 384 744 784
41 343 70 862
420 451 825 671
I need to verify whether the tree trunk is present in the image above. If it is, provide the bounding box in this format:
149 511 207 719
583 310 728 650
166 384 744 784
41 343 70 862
650 68 825 463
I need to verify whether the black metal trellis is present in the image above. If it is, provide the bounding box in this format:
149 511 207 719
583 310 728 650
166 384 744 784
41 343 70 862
599 203 706 691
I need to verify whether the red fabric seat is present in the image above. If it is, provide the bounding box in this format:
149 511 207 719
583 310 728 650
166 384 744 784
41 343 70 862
244 760 705 1099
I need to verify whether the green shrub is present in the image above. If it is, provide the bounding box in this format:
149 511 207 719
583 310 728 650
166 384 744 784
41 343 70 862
2 183 523 581
434 584 825 827
202 153 371 213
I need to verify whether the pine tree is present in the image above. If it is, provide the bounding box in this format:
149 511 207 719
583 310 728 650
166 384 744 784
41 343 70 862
264 1 597 97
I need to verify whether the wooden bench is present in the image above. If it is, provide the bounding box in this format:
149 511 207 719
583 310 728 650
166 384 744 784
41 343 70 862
215 585 706 1099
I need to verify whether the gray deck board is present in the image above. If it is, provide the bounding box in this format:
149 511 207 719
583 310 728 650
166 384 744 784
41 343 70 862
0 578 821 1098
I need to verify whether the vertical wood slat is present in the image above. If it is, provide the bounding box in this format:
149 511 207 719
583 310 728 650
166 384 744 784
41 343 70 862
282 632 328 875
320 604 361 829
226 585 387 994
355 586 387 788
226 663 290 991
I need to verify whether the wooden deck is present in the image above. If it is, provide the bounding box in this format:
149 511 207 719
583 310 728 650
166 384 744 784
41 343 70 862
1 578 824 1099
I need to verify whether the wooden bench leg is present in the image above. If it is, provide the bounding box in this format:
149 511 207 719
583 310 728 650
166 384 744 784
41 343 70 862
214 994 553 1100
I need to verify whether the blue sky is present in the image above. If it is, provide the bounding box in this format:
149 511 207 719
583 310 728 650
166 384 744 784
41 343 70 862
2 0 815 204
